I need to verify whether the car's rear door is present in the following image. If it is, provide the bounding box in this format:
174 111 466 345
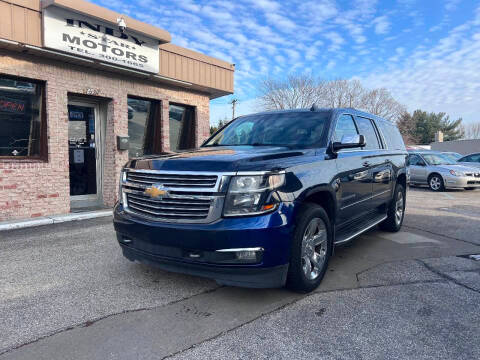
354 116 391 209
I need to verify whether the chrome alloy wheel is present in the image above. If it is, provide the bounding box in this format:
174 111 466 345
301 218 328 280
395 190 404 225
430 176 442 191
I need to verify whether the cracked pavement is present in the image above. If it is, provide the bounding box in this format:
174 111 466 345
0 187 479 359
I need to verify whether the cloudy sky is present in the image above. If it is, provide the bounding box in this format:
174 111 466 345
92 0 480 125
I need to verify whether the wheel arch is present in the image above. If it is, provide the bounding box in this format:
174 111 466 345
297 186 337 225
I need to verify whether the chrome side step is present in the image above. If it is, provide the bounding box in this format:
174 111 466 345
334 214 388 245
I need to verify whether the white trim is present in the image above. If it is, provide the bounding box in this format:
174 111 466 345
0 39 20 46
0 210 112 231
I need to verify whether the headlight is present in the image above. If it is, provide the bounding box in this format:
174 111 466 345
223 173 285 216
118 170 126 204
449 170 465 177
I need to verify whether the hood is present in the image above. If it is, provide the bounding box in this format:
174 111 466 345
458 162 480 169
127 146 314 172
433 164 480 173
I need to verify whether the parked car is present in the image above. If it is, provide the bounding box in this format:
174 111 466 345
441 151 462 162
407 151 480 191
457 152 480 169
114 107 408 293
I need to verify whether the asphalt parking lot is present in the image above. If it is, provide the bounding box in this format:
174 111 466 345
0 187 479 359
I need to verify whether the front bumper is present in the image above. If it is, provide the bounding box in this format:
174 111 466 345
444 175 480 189
113 202 295 288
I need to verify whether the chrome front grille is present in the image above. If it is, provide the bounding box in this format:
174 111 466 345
122 170 223 223
126 171 218 189
126 193 212 220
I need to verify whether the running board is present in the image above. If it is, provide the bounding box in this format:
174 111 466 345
334 214 387 245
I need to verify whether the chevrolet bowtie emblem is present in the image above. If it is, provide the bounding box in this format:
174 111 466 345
144 185 167 198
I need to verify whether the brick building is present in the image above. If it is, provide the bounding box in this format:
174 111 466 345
0 0 234 221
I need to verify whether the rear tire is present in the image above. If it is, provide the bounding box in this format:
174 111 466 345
428 174 445 192
380 184 406 232
286 203 332 293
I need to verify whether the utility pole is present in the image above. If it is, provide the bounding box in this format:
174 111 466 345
230 98 238 120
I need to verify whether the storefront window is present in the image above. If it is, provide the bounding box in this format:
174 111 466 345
0 75 46 159
127 97 161 158
169 104 195 151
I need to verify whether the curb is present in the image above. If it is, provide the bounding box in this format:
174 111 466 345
0 210 113 231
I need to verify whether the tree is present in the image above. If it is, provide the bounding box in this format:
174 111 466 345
463 122 480 139
360 88 407 122
210 117 229 135
397 112 419 144
399 110 464 145
259 75 319 110
259 75 406 122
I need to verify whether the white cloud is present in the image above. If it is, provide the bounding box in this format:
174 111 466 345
265 13 297 32
373 16 391 34
324 31 345 51
326 60 336 70
249 0 279 12
360 22 480 123
445 0 461 11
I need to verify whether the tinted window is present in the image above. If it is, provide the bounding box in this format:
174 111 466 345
0 76 45 158
127 97 161 158
355 117 380 150
204 112 329 148
169 104 195 152
377 120 406 150
333 114 358 142
461 154 480 162
408 154 425 166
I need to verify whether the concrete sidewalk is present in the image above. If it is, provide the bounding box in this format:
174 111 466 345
0 210 112 232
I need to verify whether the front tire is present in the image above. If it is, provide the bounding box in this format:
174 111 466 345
428 174 445 192
380 184 406 232
286 203 332 293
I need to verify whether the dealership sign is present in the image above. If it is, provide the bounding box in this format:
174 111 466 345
43 6 159 73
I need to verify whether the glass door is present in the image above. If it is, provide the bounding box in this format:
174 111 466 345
68 102 102 205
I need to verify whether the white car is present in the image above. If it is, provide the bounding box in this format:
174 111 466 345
408 151 480 191
457 152 480 170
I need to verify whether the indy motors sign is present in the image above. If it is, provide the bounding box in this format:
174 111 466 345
43 6 159 73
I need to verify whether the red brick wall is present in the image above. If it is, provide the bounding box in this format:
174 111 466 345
0 50 211 221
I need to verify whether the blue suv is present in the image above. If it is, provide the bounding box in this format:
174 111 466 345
114 107 407 292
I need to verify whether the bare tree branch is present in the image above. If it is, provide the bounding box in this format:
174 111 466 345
462 122 480 139
259 75 406 122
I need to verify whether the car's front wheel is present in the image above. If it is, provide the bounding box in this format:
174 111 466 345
428 174 445 192
286 203 332 293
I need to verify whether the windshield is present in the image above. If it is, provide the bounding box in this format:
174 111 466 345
422 153 456 165
442 152 461 162
204 112 330 148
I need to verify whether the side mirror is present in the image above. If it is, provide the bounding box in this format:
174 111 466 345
332 134 366 152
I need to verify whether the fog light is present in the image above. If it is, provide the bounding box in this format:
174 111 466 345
216 247 264 264
236 250 258 261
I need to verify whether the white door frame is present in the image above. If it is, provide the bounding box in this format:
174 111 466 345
68 98 104 208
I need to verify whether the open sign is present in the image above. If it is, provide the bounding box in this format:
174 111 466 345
0 96 26 114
